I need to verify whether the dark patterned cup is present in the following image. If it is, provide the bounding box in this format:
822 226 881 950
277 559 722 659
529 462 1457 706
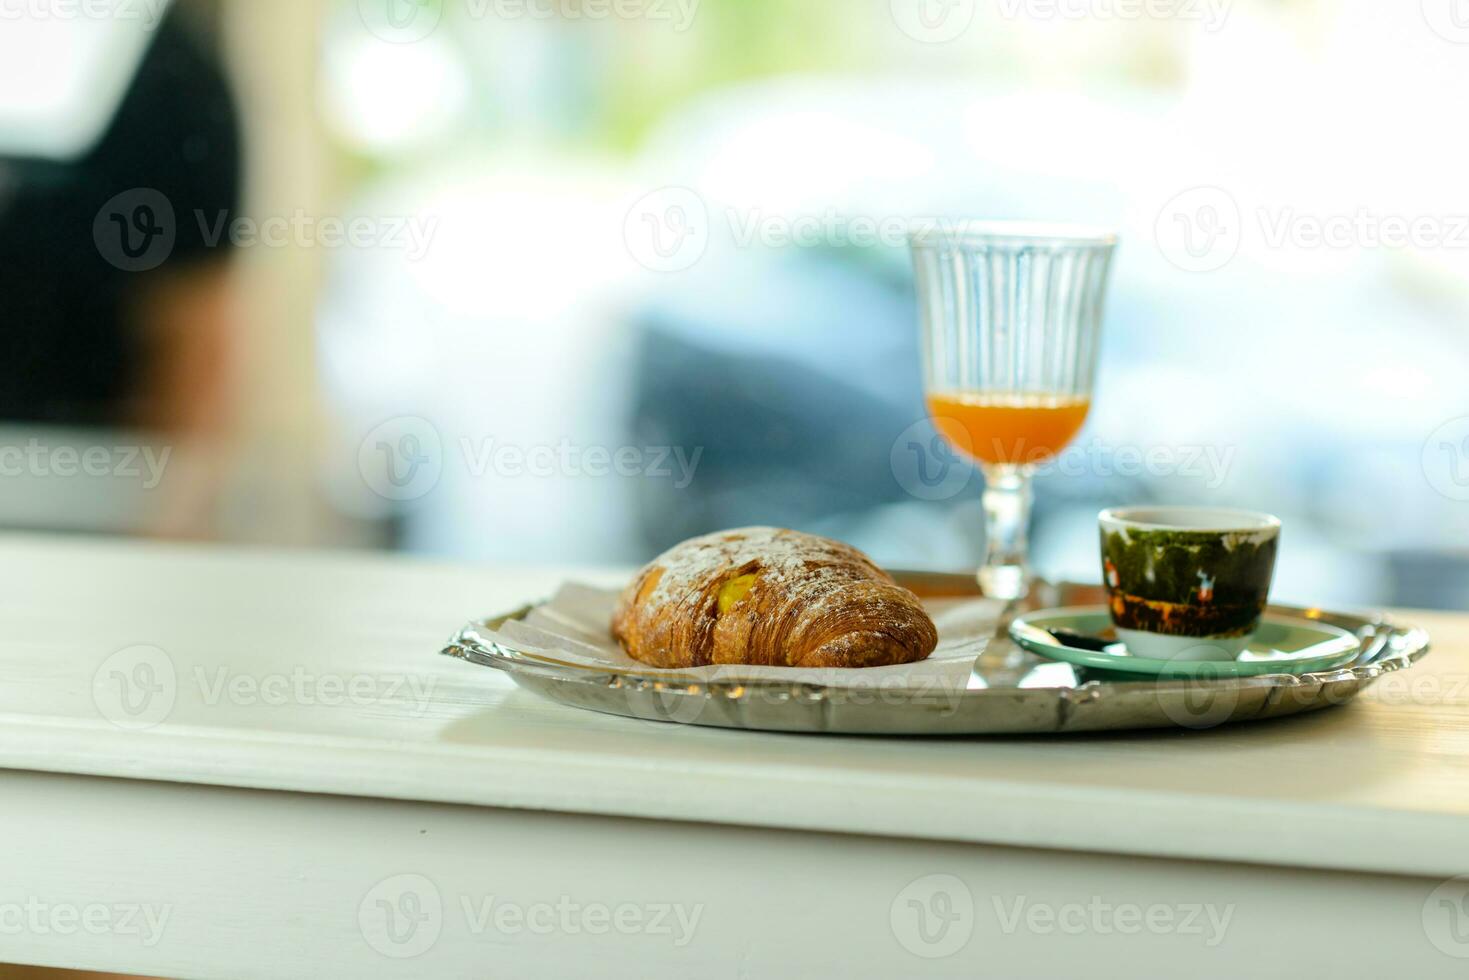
1099 507 1280 661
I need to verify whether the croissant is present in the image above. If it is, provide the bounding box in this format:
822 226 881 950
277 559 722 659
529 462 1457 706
612 527 938 669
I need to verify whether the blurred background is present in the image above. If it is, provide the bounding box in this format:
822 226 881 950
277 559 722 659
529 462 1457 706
1 0 1466 610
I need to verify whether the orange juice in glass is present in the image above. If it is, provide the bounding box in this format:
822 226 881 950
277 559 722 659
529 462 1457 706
910 223 1117 598
926 391 1092 467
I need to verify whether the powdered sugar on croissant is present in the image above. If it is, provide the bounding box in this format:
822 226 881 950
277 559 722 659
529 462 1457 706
612 527 938 669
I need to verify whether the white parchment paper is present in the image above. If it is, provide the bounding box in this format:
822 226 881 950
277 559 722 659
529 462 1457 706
479 583 1010 688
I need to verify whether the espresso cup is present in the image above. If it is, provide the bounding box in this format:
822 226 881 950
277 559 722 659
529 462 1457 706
1099 507 1281 661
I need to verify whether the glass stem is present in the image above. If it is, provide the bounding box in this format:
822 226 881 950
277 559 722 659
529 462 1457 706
979 464 1033 600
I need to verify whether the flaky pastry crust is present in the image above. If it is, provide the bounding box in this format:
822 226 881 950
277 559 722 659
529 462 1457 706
612 527 938 669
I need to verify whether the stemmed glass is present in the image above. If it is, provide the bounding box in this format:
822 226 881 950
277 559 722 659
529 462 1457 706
910 223 1118 599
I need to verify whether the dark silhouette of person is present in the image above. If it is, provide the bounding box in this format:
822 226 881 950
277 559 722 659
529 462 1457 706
0 6 241 431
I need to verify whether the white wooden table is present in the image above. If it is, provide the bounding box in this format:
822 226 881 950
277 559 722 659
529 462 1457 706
2 534 1467 978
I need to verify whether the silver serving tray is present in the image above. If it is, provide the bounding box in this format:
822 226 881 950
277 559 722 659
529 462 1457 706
440 574 1431 735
